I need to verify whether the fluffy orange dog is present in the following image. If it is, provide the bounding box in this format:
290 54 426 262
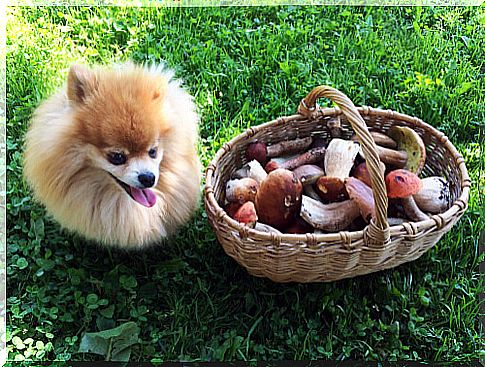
23 63 201 249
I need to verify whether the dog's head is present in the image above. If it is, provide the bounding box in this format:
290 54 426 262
67 63 171 207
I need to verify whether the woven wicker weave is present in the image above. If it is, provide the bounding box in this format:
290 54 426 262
204 86 470 283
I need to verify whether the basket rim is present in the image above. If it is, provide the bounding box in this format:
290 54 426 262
204 105 471 247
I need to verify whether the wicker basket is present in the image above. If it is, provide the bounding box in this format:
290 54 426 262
204 86 470 283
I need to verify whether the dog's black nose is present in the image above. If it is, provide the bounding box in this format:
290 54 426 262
138 172 155 188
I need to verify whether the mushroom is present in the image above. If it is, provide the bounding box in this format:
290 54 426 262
231 165 250 180
245 137 313 165
353 131 408 169
225 177 259 204
309 137 328 149
352 161 386 188
315 176 349 202
315 138 360 202
352 131 397 149
224 202 242 218
247 160 268 183
385 169 428 222
245 142 268 166
300 195 360 232
255 169 303 230
303 185 322 202
232 160 268 183
344 177 375 222
413 176 451 214
359 145 408 170
285 217 314 234
292 164 324 185
291 164 326 209
265 146 326 173
233 201 258 227
387 126 426 175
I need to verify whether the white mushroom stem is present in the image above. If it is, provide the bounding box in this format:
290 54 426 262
324 138 360 179
300 195 360 232
247 160 268 183
360 145 408 169
413 177 451 214
401 196 429 222
352 131 398 149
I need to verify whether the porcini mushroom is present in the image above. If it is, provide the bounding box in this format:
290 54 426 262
344 177 375 222
352 131 398 149
386 169 428 222
352 161 386 188
315 138 360 202
225 177 259 204
285 217 314 234
359 145 408 170
413 176 451 214
255 169 303 230
354 131 408 169
247 160 268 183
291 163 326 206
292 165 324 185
300 195 360 232
231 159 268 183
245 137 313 165
325 138 361 178
245 142 268 166
265 146 326 173
387 126 426 175
315 176 349 202
224 202 242 218
233 201 258 227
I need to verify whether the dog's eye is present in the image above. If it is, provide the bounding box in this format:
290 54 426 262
107 152 127 165
148 148 157 159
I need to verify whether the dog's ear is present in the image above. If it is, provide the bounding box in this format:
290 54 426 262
67 64 97 104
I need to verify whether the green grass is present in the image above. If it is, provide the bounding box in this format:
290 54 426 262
6 5 485 363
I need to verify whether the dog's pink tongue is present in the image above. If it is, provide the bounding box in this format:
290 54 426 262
130 187 157 207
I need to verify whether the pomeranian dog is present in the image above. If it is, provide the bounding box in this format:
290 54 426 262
23 62 201 249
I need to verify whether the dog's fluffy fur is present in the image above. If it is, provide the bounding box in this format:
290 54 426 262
23 63 201 249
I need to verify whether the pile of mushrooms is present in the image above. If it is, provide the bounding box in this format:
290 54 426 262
223 127 452 234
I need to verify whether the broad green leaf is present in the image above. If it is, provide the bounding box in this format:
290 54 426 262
78 321 140 362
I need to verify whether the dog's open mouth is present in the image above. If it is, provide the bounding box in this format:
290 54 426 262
110 174 157 208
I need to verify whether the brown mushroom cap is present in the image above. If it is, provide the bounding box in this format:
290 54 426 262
292 164 324 185
225 177 259 204
264 160 280 173
352 161 386 188
352 162 372 187
245 142 268 165
255 169 303 230
315 176 348 202
385 169 422 198
388 126 426 175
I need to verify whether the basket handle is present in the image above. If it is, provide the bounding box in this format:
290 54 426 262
299 86 390 245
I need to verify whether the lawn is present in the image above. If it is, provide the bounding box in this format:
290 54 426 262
5 5 485 364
